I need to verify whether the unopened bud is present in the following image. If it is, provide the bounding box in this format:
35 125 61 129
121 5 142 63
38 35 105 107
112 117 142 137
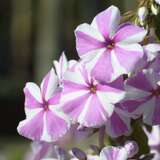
138 7 148 25
151 3 159 15
155 0 160 5
124 141 139 158
72 148 87 160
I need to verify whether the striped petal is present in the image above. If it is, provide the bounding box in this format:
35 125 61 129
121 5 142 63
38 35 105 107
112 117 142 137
126 70 153 92
41 109 70 142
53 52 68 82
75 23 105 57
152 97 160 125
97 83 125 104
91 5 121 39
138 97 156 125
78 95 110 127
100 146 128 160
114 24 147 44
17 111 44 141
144 43 160 62
87 50 114 82
114 44 144 73
62 92 90 121
41 68 59 101
105 108 131 138
24 82 43 109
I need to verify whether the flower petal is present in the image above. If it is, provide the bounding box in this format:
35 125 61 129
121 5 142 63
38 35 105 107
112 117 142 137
53 52 68 81
100 146 128 160
105 109 131 137
41 68 59 101
97 87 125 104
144 43 160 62
114 44 144 73
91 5 121 39
17 111 44 141
126 70 153 92
44 110 70 142
24 82 43 109
78 95 109 127
62 93 90 121
75 23 105 56
152 97 160 125
87 50 114 82
114 24 147 43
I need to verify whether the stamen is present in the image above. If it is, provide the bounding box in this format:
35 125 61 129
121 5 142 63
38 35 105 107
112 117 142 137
107 43 114 49
151 87 160 97
90 85 97 94
44 101 49 111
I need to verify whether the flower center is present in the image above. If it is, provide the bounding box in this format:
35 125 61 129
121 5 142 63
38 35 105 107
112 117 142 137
43 100 49 111
90 85 97 94
151 87 160 97
106 40 115 50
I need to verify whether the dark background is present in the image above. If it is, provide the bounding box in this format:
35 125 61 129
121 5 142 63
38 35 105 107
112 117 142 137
0 0 137 159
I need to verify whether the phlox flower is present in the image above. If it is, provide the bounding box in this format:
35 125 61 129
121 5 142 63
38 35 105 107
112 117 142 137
17 68 70 142
75 5 147 82
120 68 160 125
61 64 125 127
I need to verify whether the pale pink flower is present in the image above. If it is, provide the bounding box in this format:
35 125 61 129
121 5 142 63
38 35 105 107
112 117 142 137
75 5 147 82
61 64 125 127
17 68 70 142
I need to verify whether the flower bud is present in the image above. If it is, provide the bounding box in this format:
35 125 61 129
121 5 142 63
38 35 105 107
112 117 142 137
155 0 160 5
124 141 139 158
138 7 148 25
72 148 87 160
151 3 159 15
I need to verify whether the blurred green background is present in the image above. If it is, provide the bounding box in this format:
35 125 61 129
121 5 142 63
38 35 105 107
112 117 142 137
0 0 137 159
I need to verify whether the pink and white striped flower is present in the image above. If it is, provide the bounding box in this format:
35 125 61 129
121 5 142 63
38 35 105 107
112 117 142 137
61 64 125 127
17 68 70 142
75 5 147 82
120 68 160 125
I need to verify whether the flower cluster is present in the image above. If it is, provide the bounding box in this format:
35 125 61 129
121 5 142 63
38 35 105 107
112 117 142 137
18 4 160 160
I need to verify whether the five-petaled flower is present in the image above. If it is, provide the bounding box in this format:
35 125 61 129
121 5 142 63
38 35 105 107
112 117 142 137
61 64 125 127
75 5 147 82
17 68 70 142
